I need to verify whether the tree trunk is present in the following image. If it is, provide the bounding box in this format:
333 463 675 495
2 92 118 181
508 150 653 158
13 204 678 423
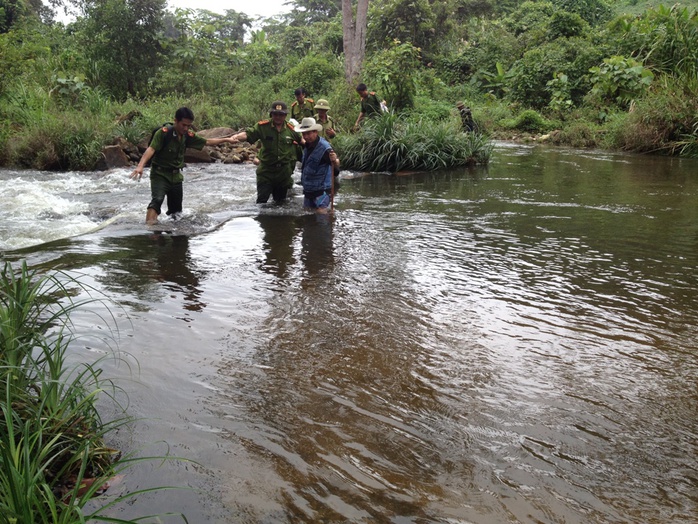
342 0 369 84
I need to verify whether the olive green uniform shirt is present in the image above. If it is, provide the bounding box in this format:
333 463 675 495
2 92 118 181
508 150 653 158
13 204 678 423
245 120 302 181
291 99 315 121
313 114 337 139
361 92 382 118
150 127 207 183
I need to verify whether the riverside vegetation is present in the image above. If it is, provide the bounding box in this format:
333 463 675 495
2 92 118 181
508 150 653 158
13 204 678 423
0 262 189 523
1 0 698 172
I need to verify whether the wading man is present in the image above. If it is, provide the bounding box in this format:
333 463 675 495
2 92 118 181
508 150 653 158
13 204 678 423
230 101 303 204
295 117 340 214
130 106 236 224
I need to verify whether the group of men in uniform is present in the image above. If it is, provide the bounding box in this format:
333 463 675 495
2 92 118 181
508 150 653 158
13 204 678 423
132 83 475 222
226 88 342 212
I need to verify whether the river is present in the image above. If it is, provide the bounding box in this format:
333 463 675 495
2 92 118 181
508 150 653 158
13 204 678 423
2 143 697 523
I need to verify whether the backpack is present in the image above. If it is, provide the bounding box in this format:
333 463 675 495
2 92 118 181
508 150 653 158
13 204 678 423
148 123 175 151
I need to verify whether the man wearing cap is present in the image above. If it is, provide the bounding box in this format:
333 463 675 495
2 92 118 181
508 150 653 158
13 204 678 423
291 88 315 122
230 101 303 204
294 117 340 214
313 99 337 139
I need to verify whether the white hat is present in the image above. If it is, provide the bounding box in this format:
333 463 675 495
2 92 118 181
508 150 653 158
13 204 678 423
294 117 323 133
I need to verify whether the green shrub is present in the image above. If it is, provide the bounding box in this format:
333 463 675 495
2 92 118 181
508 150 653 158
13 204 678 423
603 74 698 154
409 95 454 122
550 119 602 147
279 54 342 101
547 11 589 39
506 109 551 133
363 40 421 111
474 99 516 133
333 112 492 172
587 55 654 108
509 37 602 108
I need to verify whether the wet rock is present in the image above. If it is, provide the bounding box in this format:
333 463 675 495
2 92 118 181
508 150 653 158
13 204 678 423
95 145 131 170
223 154 242 164
184 148 214 163
198 127 236 139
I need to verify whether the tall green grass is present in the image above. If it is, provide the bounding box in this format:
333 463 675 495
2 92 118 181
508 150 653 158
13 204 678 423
333 112 493 172
0 262 190 524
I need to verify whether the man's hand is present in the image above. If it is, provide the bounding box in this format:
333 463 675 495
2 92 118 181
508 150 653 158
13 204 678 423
130 167 144 180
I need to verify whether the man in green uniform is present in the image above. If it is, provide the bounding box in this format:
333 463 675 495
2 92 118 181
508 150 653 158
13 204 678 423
291 87 315 122
230 101 303 204
130 106 235 224
353 83 384 130
456 101 476 132
313 99 337 139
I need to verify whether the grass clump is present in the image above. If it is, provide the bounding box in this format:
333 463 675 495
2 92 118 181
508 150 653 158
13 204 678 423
503 109 553 134
0 261 189 523
333 112 493 172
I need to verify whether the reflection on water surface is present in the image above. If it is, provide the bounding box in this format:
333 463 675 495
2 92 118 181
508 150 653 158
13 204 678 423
3 144 697 523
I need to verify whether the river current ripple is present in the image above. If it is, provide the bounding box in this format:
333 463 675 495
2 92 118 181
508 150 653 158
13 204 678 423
2 143 697 523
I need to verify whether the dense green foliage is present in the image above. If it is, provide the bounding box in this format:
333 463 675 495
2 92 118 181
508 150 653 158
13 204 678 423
1 0 698 169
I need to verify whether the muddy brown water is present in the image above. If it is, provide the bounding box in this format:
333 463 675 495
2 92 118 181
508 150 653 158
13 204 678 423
2 142 697 523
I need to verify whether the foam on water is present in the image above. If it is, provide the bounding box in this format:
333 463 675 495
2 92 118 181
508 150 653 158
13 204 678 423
0 163 302 251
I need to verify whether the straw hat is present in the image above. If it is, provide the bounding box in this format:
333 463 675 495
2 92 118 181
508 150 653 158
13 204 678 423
294 117 323 133
314 99 331 110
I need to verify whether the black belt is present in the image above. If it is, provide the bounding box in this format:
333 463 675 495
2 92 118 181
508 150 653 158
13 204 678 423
154 166 181 174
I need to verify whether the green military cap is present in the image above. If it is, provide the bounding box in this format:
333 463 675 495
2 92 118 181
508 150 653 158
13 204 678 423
270 101 288 114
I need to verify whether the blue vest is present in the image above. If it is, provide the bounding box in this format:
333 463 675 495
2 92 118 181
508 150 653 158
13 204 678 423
301 137 333 193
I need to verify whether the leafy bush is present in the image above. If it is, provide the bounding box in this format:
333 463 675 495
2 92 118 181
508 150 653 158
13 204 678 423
547 11 589 39
603 74 698 154
367 0 437 54
549 118 602 147
505 109 551 133
364 40 421 111
553 0 612 26
410 95 454 122
504 1 555 36
587 55 654 107
547 73 573 112
279 54 342 101
605 5 698 78
509 37 602 108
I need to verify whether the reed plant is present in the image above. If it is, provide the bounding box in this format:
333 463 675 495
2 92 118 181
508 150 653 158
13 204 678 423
333 112 492 172
0 262 189 524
